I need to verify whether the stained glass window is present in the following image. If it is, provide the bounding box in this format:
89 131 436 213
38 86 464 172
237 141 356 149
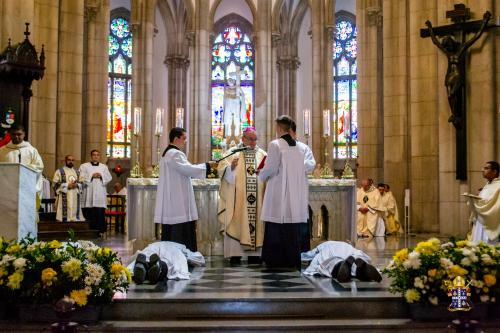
211 24 254 160
108 15 132 158
333 14 357 159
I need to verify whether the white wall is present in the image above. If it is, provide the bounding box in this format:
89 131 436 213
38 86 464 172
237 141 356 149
336 0 355 14
110 0 130 10
296 8 312 143
214 0 253 23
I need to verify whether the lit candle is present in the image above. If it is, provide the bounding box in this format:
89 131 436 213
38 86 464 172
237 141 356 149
134 107 142 135
303 109 311 136
323 109 330 136
175 107 184 128
155 107 164 135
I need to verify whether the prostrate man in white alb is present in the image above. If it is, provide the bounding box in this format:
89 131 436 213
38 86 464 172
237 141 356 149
79 149 112 235
218 126 266 265
468 161 500 244
154 127 217 251
258 115 314 270
0 125 44 209
53 155 85 222
302 241 382 282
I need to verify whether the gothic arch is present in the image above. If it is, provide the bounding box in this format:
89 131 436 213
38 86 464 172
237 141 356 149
156 0 192 55
209 0 256 30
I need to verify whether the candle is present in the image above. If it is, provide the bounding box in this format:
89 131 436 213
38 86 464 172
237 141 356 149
175 107 184 128
134 107 142 135
323 109 330 136
155 107 164 135
303 109 311 136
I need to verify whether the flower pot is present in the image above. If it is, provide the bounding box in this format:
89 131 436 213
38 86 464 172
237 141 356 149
409 302 490 322
17 303 102 324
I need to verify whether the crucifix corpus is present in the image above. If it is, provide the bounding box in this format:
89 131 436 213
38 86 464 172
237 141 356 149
421 4 492 181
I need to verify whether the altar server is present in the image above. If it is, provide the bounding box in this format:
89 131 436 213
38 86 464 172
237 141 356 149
154 127 217 251
80 149 112 234
53 155 85 222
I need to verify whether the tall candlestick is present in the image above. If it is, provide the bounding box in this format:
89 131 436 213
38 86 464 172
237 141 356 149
133 107 142 135
303 109 311 136
175 107 184 128
322 109 331 137
155 107 164 135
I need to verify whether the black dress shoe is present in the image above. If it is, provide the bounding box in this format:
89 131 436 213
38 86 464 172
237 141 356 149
354 258 382 282
133 253 148 285
247 256 262 265
337 256 354 282
147 253 162 284
229 256 242 265
158 260 168 281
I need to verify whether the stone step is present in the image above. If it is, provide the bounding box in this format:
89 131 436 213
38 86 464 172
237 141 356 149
37 230 100 241
103 296 408 321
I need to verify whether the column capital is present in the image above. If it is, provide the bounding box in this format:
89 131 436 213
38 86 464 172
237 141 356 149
84 5 99 23
164 55 190 70
185 31 195 47
271 32 281 47
276 56 301 70
366 6 383 27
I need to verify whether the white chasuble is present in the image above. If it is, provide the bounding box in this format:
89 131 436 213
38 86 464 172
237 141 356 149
356 186 383 237
0 141 44 193
470 178 500 243
53 166 85 222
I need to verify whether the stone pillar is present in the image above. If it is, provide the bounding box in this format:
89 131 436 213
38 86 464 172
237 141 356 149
255 0 273 148
356 0 383 181
31 0 59 174
188 0 211 163
382 0 408 224
164 54 190 129
82 0 109 163
132 0 156 174
409 1 439 233
276 57 300 118
56 0 84 167
0 1 34 44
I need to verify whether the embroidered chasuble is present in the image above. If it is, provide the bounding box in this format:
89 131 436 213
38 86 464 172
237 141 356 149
356 186 382 237
218 147 266 254
53 166 85 222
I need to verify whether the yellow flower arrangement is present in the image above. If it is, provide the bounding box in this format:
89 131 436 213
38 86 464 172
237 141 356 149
41 268 58 286
62 258 83 281
70 289 88 307
7 271 23 290
48 240 62 249
384 238 499 306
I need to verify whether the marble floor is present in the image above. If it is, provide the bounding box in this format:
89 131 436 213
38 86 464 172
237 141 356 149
97 233 438 301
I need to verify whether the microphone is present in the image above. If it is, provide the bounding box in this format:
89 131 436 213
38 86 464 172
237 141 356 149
215 146 250 162
18 152 21 163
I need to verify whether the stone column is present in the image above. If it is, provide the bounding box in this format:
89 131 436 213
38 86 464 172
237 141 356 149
276 57 300 118
408 1 439 233
164 54 190 129
31 0 59 174
255 0 274 148
188 0 211 163
56 0 84 167
82 0 109 163
132 0 156 174
356 0 383 181
0 1 34 44
382 0 408 224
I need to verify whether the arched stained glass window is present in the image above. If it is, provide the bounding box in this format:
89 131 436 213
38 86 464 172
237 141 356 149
108 15 132 158
333 13 357 159
211 22 254 160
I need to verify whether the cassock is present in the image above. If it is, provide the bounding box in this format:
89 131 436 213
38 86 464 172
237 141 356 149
259 134 312 269
356 186 384 237
0 141 44 193
296 141 316 251
380 191 401 235
469 178 500 243
79 162 112 232
154 145 209 251
52 166 85 222
302 241 371 278
127 241 205 280
217 145 267 258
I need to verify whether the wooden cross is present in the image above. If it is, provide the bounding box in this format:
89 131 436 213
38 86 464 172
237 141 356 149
421 4 493 181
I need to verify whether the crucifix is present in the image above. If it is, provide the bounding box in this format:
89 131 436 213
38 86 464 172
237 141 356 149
421 4 492 180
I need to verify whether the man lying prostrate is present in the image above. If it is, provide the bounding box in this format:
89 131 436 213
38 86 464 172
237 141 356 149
302 241 382 282
128 241 205 284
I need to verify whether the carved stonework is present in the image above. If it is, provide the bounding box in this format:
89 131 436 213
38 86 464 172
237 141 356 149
277 56 300 70
326 25 335 41
271 32 281 47
185 31 195 47
366 6 382 27
164 55 190 70
84 5 99 23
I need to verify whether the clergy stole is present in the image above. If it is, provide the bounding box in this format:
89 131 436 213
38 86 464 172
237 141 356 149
244 149 258 250
54 167 81 222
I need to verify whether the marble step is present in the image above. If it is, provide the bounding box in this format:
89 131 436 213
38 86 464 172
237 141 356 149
37 230 100 241
38 221 93 231
103 296 408 321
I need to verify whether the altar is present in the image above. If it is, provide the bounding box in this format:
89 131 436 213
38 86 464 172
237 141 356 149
127 178 357 254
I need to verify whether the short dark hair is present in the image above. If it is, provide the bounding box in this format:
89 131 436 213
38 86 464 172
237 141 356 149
275 115 294 132
290 120 297 133
487 161 499 177
90 149 100 156
377 183 385 188
169 127 186 143
9 125 25 133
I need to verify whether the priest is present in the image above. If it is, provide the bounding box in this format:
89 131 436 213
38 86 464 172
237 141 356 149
217 127 266 264
258 115 313 270
53 155 85 222
154 127 217 251
377 183 401 235
79 149 112 234
0 125 44 207
356 179 384 237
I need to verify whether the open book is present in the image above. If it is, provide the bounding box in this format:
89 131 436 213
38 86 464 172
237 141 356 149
461 192 482 200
